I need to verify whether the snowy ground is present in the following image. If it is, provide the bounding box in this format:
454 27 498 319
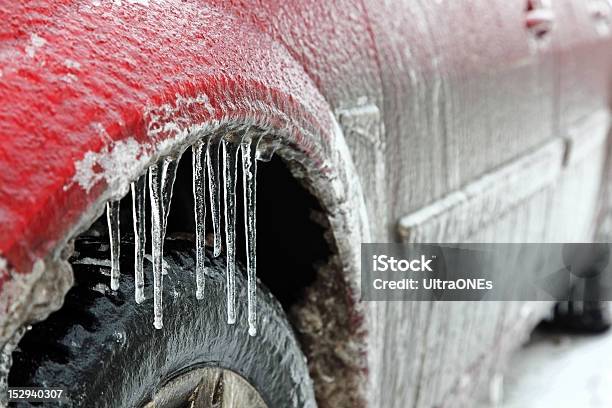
501 316 612 408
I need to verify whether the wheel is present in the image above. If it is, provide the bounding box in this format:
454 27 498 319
8 236 316 408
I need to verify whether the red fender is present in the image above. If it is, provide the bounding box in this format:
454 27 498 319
0 1 348 278
0 3 374 406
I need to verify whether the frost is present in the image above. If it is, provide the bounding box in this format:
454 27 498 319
92 0 148 5
92 283 109 294
25 34 46 58
60 73 78 83
0 258 73 401
64 59 81 69
73 138 148 196
0 326 27 399
73 257 111 267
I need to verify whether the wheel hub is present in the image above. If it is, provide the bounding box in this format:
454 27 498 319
145 367 268 408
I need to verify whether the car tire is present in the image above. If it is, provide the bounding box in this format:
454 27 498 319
8 236 316 408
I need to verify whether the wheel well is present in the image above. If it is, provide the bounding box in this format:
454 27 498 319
248 155 332 311
9 138 352 407
166 147 332 312
67 145 332 312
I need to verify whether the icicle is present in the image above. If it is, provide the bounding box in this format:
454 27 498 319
161 157 179 234
256 135 281 162
242 134 262 336
207 136 223 257
148 155 180 329
149 164 164 329
160 157 179 277
223 136 240 325
193 140 207 300
131 174 146 304
107 200 121 291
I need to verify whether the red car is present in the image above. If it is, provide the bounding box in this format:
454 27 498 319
0 0 611 407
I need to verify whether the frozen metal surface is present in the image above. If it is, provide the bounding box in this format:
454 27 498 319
382 110 609 408
0 1 611 407
398 111 610 243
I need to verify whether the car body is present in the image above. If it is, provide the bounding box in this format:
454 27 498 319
1 0 611 407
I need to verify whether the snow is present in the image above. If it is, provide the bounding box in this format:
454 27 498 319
63 59 81 69
501 319 612 408
25 34 46 58
73 137 148 197
127 0 150 6
73 257 112 267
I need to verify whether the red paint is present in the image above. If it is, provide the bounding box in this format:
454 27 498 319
1 0 610 296
0 1 342 282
